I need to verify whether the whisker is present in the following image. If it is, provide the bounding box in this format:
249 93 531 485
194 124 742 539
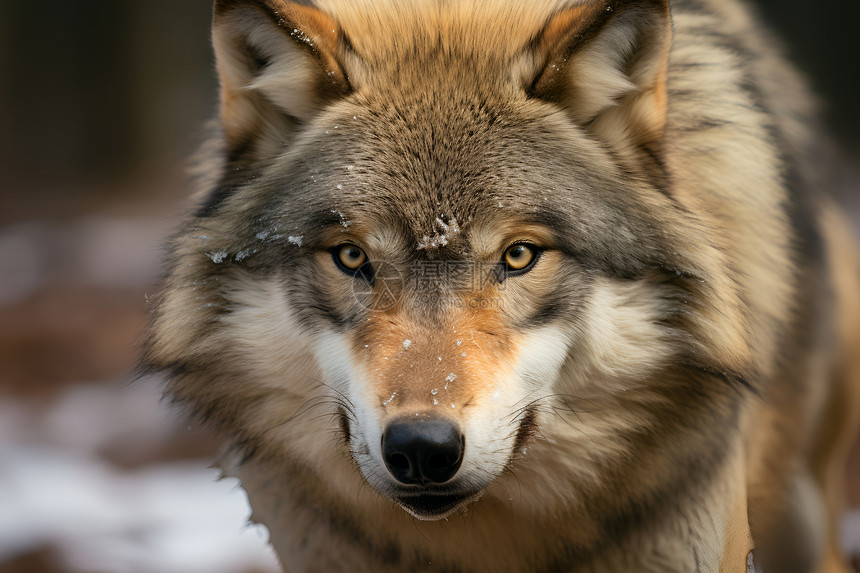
259 393 351 436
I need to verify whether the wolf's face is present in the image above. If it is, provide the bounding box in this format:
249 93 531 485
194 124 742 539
225 95 684 519
148 0 755 521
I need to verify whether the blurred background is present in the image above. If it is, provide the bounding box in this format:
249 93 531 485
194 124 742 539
0 0 857 571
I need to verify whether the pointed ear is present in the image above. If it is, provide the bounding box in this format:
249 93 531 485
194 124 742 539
213 0 352 161
523 0 671 156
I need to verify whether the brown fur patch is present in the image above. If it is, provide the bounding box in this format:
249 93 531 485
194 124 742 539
351 307 517 420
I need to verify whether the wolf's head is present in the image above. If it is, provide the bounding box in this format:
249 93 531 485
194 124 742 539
145 0 761 522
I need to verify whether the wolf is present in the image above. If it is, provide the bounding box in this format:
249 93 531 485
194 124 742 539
142 0 860 570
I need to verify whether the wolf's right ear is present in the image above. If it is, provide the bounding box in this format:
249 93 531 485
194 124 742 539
520 0 671 159
213 0 352 161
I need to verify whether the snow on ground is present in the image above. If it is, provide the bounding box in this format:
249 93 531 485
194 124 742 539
0 447 279 573
0 383 280 573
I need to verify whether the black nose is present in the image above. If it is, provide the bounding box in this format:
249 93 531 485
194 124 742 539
382 417 464 485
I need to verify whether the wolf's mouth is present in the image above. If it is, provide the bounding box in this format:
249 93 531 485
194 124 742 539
394 490 482 520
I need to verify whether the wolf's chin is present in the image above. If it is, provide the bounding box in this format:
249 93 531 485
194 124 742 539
395 490 484 521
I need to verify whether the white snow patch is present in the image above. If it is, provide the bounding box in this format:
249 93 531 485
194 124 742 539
417 216 461 250
235 248 254 261
331 210 351 228
205 250 228 264
0 381 279 573
0 447 279 573
287 236 303 247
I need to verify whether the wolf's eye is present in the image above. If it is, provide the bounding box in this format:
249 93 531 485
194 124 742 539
503 243 538 272
334 244 368 271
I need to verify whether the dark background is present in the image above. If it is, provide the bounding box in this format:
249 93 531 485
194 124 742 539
0 0 214 224
0 1 857 571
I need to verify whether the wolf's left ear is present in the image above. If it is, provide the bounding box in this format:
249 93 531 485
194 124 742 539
213 0 352 161
522 0 671 155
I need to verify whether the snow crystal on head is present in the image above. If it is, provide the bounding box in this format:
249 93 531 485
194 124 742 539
417 216 461 251
205 250 228 264
331 210 351 229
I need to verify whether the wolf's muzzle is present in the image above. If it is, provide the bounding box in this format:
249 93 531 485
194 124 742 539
381 417 464 485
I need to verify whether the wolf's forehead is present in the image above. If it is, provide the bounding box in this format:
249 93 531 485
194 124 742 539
314 0 560 64
300 105 573 254
312 113 515 237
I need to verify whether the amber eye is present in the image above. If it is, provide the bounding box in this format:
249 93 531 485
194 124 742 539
335 244 368 271
503 243 537 271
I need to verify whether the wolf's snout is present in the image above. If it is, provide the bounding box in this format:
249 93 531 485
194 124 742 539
382 417 464 485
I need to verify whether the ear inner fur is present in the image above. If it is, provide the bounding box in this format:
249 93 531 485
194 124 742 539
213 0 353 156
525 0 672 152
525 2 611 98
